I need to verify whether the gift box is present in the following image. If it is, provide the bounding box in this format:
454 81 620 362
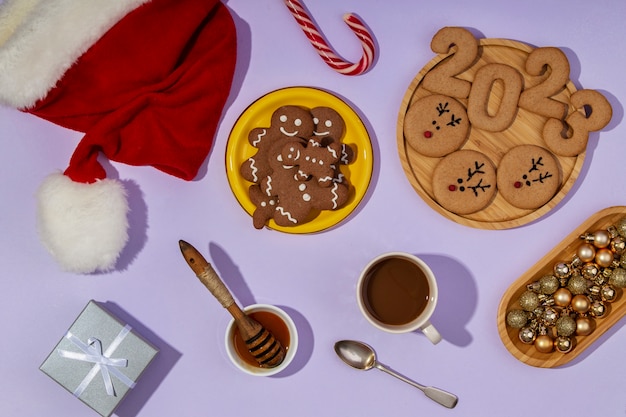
40 301 159 417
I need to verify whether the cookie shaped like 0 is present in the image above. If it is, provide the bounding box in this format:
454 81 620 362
397 27 612 230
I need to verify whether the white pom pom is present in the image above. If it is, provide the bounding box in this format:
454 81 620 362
37 172 129 273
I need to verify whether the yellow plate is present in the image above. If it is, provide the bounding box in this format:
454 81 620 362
226 87 373 233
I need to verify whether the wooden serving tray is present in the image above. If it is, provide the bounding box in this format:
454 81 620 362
397 37 585 229
497 206 626 368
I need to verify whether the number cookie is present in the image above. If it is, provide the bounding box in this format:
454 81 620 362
542 89 612 157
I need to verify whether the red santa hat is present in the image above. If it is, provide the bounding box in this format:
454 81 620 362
0 0 237 273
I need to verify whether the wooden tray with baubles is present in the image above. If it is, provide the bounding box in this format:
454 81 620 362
497 207 626 367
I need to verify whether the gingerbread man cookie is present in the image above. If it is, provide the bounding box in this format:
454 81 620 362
240 105 313 183
404 94 470 157
432 150 497 214
280 139 342 186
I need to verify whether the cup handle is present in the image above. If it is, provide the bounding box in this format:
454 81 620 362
420 320 442 344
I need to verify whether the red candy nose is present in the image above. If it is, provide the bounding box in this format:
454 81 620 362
448 185 456 191
424 131 432 138
514 181 522 188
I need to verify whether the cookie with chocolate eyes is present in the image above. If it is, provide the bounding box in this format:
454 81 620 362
432 149 497 214
240 105 312 183
497 145 562 210
404 94 470 157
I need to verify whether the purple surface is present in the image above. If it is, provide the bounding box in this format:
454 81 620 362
2 1 626 416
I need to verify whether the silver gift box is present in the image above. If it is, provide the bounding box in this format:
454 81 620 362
40 300 159 417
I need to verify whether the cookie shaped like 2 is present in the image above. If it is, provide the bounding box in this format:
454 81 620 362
432 150 497 215
404 94 470 157
497 145 562 210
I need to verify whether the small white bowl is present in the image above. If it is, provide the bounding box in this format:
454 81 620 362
224 303 298 376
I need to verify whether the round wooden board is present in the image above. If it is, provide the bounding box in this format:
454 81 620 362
497 206 626 368
397 38 585 229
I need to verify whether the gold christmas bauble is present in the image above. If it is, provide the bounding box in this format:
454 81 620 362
589 301 607 318
577 243 596 263
576 317 595 336
553 262 570 279
595 248 614 268
601 285 617 302
609 267 626 288
615 217 626 238
571 294 591 313
556 315 577 337
553 288 572 307
567 274 588 295
592 230 611 248
581 263 600 279
518 290 540 311
519 327 536 344
554 336 574 354
535 334 554 353
506 309 529 329
538 275 560 295
611 236 626 255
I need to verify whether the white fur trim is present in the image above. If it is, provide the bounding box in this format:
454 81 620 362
0 0 149 109
37 172 129 274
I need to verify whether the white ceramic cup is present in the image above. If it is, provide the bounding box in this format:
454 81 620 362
224 303 298 376
356 252 442 344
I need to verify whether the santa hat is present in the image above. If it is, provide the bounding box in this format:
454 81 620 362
0 0 237 273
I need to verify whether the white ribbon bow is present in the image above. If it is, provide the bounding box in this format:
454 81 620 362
57 325 137 397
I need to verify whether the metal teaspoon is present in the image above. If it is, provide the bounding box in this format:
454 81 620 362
334 340 458 409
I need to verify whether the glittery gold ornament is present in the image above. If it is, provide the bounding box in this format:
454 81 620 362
589 301 607 318
534 334 554 353
538 275 560 295
576 317 595 336
556 315 576 337
553 288 572 307
554 336 574 353
571 294 591 313
620 253 626 269
519 327 536 344
601 285 617 302
577 243 596 263
615 217 626 238
567 274 588 295
595 248 614 268
518 290 540 311
609 267 626 288
506 309 529 329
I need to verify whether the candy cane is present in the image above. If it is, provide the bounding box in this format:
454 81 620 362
284 0 376 76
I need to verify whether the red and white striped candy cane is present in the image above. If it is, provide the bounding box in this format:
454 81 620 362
284 0 376 76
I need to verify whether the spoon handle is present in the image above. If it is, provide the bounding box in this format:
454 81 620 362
375 363 458 409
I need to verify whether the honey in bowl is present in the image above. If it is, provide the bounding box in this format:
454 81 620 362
362 257 430 325
232 310 291 368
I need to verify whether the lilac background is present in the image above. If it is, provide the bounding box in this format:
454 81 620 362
2 1 626 416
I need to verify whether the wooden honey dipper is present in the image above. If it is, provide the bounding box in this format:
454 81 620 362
178 240 286 368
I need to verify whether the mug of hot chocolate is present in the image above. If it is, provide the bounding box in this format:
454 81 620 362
356 252 441 344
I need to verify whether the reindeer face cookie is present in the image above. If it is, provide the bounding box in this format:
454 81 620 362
432 150 497 214
404 94 470 157
496 145 562 210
